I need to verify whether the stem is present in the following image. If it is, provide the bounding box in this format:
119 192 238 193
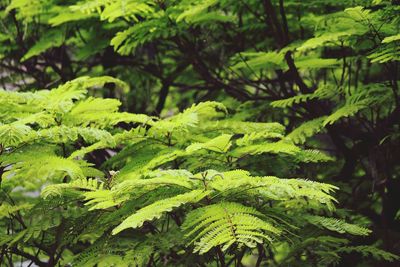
255 244 265 267
216 246 226 267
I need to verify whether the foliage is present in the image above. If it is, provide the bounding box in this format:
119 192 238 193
1 78 397 266
0 0 400 266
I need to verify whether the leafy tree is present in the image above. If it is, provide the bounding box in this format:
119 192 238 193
0 77 397 266
0 0 399 266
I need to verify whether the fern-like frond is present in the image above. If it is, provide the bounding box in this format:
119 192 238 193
48 8 94 26
0 203 33 219
368 43 400 63
71 237 153 267
21 29 64 61
63 97 152 128
111 15 175 55
1 148 87 188
112 173 195 198
186 134 232 153
41 178 104 199
207 170 338 210
202 122 286 142
0 123 33 147
99 0 155 22
112 190 210 234
286 117 327 144
305 215 371 236
36 126 114 145
150 101 227 135
295 149 334 163
84 189 126 210
182 202 281 254
270 94 315 108
176 0 234 25
323 103 367 126
230 51 285 72
33 76 126 113
70 0 155 22
236 132 283 146
230 141 300 157
382 34 400 44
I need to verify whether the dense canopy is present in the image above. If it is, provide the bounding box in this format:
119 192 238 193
0 0 399 266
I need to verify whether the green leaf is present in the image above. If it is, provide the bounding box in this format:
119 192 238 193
112 190 210 234
21 29 64 61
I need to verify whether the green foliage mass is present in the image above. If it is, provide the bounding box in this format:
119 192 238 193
0 77 397 266
0 0 399 266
